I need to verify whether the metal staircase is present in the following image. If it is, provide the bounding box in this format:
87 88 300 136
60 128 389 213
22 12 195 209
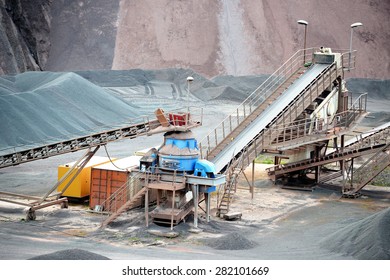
217 167 240 216
100 168 189 227
101 187 147 228
99 171 145 227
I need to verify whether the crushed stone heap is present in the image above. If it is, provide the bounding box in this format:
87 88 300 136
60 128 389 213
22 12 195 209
0 71 140 154
29 248 110 260
321 207 390 259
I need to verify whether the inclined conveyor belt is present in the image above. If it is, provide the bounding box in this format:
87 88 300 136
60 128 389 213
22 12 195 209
211 63 331 172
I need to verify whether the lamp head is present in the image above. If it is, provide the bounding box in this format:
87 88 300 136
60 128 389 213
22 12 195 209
351 22 363 28
297 20 308 26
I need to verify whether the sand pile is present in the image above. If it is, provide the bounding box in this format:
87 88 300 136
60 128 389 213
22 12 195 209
205 232 258 250
0 71 140 154
320 207 390 259
29 249 110 260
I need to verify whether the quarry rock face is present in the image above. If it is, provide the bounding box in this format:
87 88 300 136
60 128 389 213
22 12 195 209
0 0 389 78
112 0 390 79
45 0 120 71
0 0 51 74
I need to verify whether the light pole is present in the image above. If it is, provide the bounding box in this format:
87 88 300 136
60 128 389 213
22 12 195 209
186 76 194 118
349 22 363 71
297 20 308 65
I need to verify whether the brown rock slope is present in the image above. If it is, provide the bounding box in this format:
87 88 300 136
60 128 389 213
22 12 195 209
112 0 390 78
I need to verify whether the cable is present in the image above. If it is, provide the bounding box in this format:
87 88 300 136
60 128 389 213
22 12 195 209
103 144 129 171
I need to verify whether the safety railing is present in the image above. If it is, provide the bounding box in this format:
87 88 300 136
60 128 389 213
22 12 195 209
100 171 145 214
100 165 183 214
199 48 317 159
270 62 339 127
263 93 368 146
219 57 345 174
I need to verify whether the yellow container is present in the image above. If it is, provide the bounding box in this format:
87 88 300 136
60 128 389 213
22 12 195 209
57 156 114 198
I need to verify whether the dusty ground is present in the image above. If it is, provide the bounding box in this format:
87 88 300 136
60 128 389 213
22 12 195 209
0 163 389 260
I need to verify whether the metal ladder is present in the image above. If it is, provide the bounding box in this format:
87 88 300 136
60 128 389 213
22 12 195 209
217 167 241 216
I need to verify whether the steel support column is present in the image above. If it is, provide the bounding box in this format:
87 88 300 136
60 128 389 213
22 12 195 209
192 185 199 228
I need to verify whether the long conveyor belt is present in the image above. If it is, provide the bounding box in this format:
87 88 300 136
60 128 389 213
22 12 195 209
0 112 201 169
211 63 331 172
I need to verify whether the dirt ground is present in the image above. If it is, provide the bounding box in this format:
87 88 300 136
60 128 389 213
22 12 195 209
0 161 389 260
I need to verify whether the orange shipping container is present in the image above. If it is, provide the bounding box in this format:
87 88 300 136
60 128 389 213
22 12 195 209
90 156 146 210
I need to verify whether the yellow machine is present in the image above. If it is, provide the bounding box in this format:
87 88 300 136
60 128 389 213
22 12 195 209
57 156 113 198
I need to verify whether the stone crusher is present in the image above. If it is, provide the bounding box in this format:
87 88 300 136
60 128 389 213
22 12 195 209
143 131 226 229
101 129 226 230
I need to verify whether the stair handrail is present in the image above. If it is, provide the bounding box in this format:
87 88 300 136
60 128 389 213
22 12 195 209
100 168 150 213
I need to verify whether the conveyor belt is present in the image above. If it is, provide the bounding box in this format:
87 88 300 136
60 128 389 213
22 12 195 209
0 117 201 168
267 123 390 179
212 64 331 172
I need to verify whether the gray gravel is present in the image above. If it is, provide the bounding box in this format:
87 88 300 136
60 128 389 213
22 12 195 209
205 232 258 250
29 249 110 260
320 207 390 259
0 71 141 154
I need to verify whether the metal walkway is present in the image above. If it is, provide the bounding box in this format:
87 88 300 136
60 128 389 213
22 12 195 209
266 123 390 181
200 49 344 170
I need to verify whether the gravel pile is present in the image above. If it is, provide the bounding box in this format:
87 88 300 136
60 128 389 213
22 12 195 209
205 232 257 250
29 249 110 260
0 69 268 155
320 207 390 259
76 69 268 102
0 71 140 154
